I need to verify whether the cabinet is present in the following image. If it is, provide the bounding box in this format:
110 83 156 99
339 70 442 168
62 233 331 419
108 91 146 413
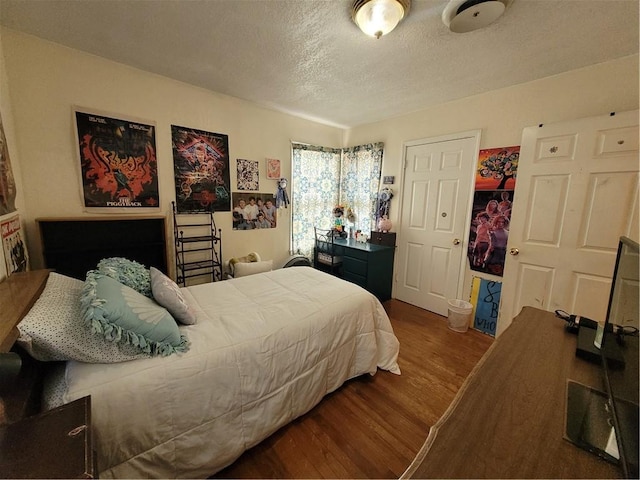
315 238 395 301
172 202 223 286
0 396 97 478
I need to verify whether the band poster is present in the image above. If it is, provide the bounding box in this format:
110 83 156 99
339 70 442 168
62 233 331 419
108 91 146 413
0 113 17 216
75 110 159 209
232 192 277 230
1 214 28 276
171 125 231 213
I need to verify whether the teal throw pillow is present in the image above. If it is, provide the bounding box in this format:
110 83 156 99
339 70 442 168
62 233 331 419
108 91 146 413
97 257 152 298
81 270 189 357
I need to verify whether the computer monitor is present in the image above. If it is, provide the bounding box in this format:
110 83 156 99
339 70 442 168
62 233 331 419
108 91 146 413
565 236 639 478
600 236 639 479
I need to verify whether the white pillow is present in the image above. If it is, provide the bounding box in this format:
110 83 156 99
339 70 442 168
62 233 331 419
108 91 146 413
233 260 273 278
17 272 148 363
150 267 197 325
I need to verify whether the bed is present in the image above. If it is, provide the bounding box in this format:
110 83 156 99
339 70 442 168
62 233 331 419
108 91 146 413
8 265 400 478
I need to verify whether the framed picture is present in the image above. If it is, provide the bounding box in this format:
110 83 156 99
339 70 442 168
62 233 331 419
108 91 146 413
266 158 281 179
75 108 159 209
171 125 231 212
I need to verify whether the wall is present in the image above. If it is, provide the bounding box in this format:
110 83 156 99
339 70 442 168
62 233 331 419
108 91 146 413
0 28 343 275
0 31 28 281
345 53 639 304
2 26 638 290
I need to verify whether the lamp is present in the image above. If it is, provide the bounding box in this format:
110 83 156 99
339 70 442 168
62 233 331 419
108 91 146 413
352 0 411 39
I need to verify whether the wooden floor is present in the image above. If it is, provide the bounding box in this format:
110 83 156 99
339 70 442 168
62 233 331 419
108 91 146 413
213 299 494 479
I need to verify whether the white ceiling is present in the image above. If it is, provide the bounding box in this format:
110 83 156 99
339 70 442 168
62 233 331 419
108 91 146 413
0 0 638 128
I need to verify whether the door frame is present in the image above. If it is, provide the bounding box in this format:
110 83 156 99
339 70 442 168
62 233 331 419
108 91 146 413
395 129 481 302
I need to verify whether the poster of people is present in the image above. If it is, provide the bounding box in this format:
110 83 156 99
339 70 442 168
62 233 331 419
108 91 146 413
171 125 231 212
1 215 28 275
475 145 519 190
468 190 513 276
231 192 277 230
75 110 159 208
0 114 17 216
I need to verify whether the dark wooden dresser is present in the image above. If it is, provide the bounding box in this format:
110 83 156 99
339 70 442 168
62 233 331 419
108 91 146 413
402 307 622 479
0 396 96 478
0 271 97 478
316 237 395 301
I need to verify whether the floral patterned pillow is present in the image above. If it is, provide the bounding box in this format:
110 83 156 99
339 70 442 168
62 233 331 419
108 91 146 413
150 267 197 325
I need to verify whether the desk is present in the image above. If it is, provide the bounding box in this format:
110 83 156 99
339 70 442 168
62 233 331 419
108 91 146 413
315 238 395 301
402 307 622 479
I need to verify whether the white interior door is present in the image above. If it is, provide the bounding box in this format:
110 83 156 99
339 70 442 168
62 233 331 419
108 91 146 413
395 131 480 316
498 110 639 336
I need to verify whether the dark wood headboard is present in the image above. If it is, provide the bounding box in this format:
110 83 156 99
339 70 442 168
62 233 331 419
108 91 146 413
37 216 168 280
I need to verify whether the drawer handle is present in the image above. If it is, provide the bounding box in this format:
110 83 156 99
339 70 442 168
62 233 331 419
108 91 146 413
68 425 87 436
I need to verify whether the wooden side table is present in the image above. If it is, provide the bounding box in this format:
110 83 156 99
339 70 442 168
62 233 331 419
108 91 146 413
0 396 96 478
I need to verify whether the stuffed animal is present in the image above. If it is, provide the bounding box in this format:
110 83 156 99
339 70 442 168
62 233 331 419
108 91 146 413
275 177 290 208
228 252 261 277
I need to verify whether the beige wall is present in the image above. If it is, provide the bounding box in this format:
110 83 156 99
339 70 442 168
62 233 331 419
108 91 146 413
345 54 639 297
1 26 638 289
0 28 343 275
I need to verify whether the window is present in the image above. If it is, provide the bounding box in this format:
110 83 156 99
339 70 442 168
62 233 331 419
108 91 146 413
291 142 383 258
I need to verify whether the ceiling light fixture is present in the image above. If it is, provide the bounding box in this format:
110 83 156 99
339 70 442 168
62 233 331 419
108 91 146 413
352 0 411 39
442 0 510 33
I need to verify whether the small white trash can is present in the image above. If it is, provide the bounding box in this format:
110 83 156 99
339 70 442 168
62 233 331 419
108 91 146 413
447 299 473 333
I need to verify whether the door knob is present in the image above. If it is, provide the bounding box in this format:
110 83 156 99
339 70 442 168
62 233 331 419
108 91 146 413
509 247 519 256
453 238 460 245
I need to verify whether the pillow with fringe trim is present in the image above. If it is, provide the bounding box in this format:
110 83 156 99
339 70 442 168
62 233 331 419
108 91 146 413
81 270 189 357
97 257 152 298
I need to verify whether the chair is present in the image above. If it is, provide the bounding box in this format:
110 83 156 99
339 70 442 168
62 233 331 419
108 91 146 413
314 227 343 275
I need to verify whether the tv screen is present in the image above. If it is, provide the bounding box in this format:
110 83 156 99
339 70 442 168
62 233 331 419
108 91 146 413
600 236 639 479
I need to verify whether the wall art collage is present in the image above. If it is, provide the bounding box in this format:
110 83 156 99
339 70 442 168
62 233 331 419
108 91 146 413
74 108 281 232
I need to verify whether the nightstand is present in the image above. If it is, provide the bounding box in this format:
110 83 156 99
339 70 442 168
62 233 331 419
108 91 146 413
0 396 97 478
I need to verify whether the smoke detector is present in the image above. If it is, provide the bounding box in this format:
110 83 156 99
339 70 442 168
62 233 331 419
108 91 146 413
442 0 511 33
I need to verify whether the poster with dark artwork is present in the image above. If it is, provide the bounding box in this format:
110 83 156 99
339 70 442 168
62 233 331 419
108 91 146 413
1 214 28 276
475 146 519 190
469 276 501 337
231 192 277 230
0 114 17 216
172 125 230 212
75 110 159 208
237 159 259 190
467 190 513 277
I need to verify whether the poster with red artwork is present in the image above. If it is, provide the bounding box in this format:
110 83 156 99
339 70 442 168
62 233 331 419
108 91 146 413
1 214 28 275
475 145 519 190
75 109 159 209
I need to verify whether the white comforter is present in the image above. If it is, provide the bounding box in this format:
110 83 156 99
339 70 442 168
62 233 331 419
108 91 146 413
62 267 400 478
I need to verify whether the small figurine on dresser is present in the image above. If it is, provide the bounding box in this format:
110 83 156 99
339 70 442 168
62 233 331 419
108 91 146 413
332 205 347 238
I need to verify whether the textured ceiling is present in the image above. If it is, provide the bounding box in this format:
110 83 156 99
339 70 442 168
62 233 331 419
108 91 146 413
0 0 638 128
